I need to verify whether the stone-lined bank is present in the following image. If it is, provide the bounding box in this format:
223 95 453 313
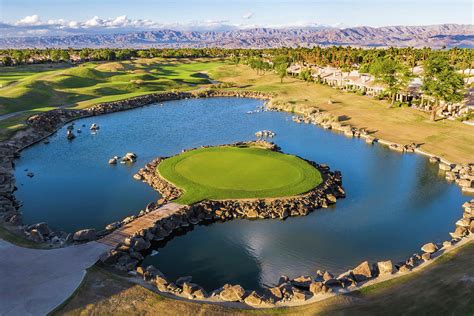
100 197 473 307
134 140 345 220
273 101 474 194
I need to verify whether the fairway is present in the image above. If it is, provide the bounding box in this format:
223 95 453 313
157 145 323 204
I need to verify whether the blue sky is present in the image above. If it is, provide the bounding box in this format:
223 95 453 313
0 0 472 36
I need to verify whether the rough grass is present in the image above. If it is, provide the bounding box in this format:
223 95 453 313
211 64 474 163
157 145 322 204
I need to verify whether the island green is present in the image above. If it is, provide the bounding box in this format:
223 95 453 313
157 145 323 204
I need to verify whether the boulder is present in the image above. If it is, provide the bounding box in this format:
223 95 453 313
397 264 411 273
322 271 334 282
291 275 312 289
193 288 208 299
122 152 137 163
73 229 96 241
100 249 121 265
442 240 453 249
244 291 263 306
376 260 394 275
32 222 52 236
245 208 258 218
326 194 337 204
182 282 200 297
352 261 373 282
421 252 431 261
136 266 145 276
105 221 121 231
167 283 180 293
219 284 245 302
29 229 44 243
8 214 22 226
155 275 169 292
421 242 438 254
450 226 468 239
116 255 138 271
429 156 440 163
455 218 471 228
458 179 472 188
309 281 328 295
291 287 307 302
267 286 283 300
108 158 118 165
439 163 452 171
278 275 290 285
132 237 150 251
144 265 161 275
66 130 75 140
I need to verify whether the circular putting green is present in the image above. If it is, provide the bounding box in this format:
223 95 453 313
157 145 322 204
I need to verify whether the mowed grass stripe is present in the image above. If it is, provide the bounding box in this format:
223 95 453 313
157 146 322 204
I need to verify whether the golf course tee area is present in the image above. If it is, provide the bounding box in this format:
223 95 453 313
157 145 323 204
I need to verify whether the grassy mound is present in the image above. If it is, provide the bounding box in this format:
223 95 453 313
157 145 322 204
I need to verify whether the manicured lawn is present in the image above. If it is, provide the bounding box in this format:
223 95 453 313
157 145 322 204
0 63 71 87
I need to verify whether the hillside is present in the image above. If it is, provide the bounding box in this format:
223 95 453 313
1 24 472 49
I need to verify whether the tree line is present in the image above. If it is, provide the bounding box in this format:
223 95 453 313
1 46 471 121
1 47 472 73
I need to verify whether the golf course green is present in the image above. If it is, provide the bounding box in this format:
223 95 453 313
157 145 323 204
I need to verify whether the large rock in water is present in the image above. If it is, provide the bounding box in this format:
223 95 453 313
291 275 312 288
438 163 452 171
352 261 373 282
421 242 438 254
309 281 328 295
73 229 96 241
29 229 44 243
32 222 52 236
219 284 245 302
376 260 394 275
244 291 263 306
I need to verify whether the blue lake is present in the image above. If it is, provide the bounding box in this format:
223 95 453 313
14 97 469 291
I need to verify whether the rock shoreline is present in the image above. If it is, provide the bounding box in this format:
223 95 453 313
134 141 345 220
97 198 474 308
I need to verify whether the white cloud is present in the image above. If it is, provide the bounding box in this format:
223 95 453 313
242 12 254 19
16 14 41 25
1 14 339 37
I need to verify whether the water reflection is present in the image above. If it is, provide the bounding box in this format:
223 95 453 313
14 97 469 290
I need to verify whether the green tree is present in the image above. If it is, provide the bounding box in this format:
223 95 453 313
370 57 412 106
60 50 70 62
422 55 465 121
50 49 61 62
273 55 289 83
1 56 13 66
298 68 313 82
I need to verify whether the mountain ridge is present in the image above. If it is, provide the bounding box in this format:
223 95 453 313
1 24 472 49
